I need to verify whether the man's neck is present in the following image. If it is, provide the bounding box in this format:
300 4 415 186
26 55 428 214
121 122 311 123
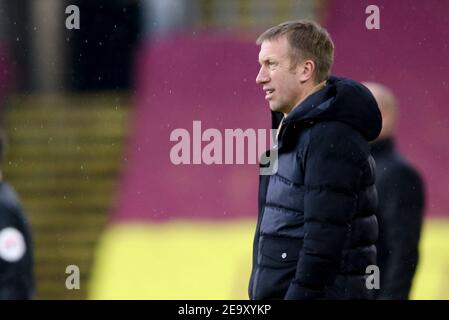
284 80 327 117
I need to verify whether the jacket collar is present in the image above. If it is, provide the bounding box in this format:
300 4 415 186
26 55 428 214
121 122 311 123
287 80 327 116
274 76 382 151
275 81 331 150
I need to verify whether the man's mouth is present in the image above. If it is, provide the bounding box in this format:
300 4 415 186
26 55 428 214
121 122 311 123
264 89 275 100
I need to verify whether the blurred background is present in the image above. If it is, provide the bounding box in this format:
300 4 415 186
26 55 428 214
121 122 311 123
0 0 448 299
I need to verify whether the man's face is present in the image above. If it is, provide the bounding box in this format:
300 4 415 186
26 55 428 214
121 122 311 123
256 37 303 114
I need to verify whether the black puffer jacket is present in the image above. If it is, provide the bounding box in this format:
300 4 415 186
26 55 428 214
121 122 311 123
249 76 382 300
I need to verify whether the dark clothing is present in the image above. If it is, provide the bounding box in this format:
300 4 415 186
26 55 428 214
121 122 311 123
249 76 382 300
0 182 35 299
371 138 424 300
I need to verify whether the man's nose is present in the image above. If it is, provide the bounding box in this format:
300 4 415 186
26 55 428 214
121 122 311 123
256 68 269 84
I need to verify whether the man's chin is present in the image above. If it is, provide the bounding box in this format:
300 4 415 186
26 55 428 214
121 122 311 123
269 103 284 113
268 102 277 110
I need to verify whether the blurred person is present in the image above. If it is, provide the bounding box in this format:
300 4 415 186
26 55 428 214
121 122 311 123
363 82 425 300
248 20 382 300
0 130 35 299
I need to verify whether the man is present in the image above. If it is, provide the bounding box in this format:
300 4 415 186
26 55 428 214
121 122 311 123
248 20 382 300
0 130 35 299
363 82 425 300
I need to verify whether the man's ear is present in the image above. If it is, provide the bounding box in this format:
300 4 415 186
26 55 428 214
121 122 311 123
298 59 315 82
